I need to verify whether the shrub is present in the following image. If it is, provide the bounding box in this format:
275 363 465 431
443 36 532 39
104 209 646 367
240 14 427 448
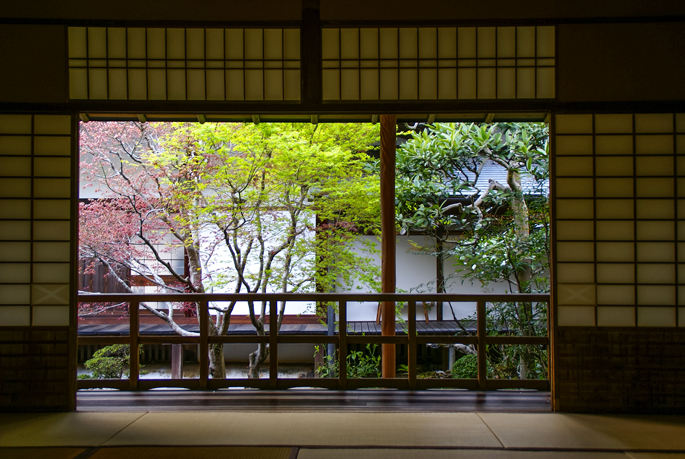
452 354 478 379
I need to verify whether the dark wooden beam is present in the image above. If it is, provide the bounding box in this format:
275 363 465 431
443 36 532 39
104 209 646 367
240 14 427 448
380 114 396 378
301 0 322 105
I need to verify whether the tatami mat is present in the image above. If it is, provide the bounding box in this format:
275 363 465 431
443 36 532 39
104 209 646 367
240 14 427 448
0 447 86 459
2 411 685 457
88 446 293 459
298 449 631 459
0 412 145 447
103 412 503 448
626 455 685 459
479 413 685 451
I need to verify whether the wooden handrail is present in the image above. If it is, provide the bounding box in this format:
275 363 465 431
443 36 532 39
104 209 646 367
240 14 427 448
76 292 551 391
78 292 549 302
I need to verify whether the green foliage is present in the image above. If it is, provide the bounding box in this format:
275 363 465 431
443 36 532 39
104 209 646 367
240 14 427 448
395 122 550 381
79 344 144 380
451 354 478 379
315 343 381 379
151 122 382 298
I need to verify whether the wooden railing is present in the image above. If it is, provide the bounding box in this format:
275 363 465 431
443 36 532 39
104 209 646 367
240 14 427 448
76 292 550 391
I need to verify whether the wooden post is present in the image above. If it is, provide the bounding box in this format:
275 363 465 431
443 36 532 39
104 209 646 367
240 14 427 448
129 301 139 391
477 300 487 390
171 344 183 379
380 114 396 379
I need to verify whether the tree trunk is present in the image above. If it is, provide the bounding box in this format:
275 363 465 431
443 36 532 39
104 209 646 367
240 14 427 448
208 343 225 379
436 238 445 321
248 343 269 378
508 168 533 380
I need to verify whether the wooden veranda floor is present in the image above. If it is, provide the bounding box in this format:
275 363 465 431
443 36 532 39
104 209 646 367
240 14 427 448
77 389 551 412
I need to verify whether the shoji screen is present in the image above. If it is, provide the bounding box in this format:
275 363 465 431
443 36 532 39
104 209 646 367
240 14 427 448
322 26 555 101
68 27 301 101
0 115 72 327
555 113 685 328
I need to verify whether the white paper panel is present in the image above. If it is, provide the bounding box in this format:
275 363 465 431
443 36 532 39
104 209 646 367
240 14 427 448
636 135 674 155
637 285 675 306
637 306 675 326
597 285 634 305
457 68 476 99
556 263 595 283
0 242 30 262
68 27 87 58
34 137 71 156
555 136 593 155
536 26 555 57
596 242 634 262
635 199 675 219
557 157 593 176
595 199 634 219
477 68 496 99
0 263 31 283
0 199 31 219
556 242 594 262
537 67 555 99
0 306 31 326
558 306 595 326
399 69 417 99
0 221 30 240
555 199 594 219
0 285 30 304
557 220 594 240
556 178 594 198
34 200 70 220
635 114 673 133
596 221 634 240
0 179 31 197
596 178 633 198
0 136 31 156
597 307 635 326
33 263 70 284
594 136 631 156
597 263 634 284
33 242 70 262
33 221 70 241
555 115 593 134
558 283 595 305
34 179 71 198
637 264 675 284
32 305 70 326
636 221 674 240
32 284 69 305
636 242 675 262
636 178 675 197
0 157 31 177
595 114 633 134
595 157 632 176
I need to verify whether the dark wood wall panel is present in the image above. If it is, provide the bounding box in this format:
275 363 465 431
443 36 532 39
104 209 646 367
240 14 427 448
557 22 685 103
0 25 68 104
0 328 72 411
555 327 685 412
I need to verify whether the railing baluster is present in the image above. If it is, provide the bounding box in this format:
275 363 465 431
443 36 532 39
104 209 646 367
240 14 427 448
338 300 347 390
129 300 139 391
77 292 550 392
408 300 417 390
477 300 486 391
199 300 209 390
269 300 278 390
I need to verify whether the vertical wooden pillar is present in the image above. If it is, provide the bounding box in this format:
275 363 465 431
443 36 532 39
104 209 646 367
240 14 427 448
380 114 396 378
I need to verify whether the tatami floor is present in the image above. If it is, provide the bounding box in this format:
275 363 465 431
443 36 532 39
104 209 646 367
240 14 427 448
2 392 685 459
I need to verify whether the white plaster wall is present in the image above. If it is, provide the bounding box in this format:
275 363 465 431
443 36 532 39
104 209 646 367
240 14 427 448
339 235 512 322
